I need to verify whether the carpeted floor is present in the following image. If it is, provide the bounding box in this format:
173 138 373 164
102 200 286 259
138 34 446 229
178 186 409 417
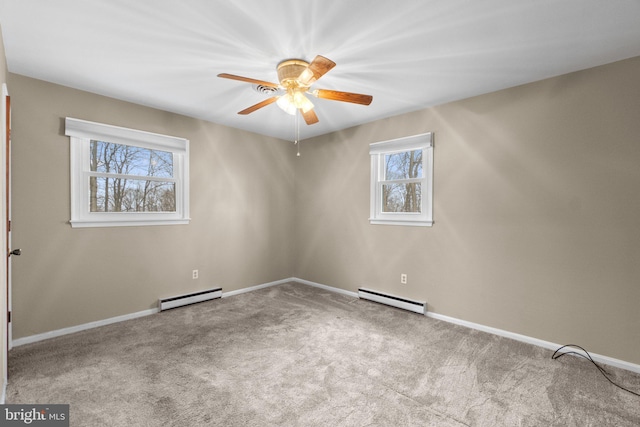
6 282 640 426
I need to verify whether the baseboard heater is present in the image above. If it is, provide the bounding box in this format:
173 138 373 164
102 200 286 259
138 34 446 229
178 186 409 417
158 287 222 311
358 288 426 315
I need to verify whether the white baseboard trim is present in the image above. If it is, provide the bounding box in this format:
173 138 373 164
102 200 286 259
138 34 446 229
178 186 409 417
11 277 640 374
11 278 295 347
293 278 359 298
292 278 640 375
12 308 159 348
425 311 640 374
221 278 293 298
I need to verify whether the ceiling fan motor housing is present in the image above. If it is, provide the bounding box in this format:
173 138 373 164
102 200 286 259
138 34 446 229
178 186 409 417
277 59 310 88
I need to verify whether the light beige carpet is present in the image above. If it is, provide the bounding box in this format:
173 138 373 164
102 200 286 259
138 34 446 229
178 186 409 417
7 282 640 426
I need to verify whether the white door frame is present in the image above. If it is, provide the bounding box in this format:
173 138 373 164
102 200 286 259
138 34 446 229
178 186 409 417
1 83 9 400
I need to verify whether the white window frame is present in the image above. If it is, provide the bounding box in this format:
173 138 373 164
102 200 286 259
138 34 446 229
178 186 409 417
369 132 433 226
65 117 190 228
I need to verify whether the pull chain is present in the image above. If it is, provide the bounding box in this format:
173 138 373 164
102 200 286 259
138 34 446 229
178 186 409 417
295 112 301 157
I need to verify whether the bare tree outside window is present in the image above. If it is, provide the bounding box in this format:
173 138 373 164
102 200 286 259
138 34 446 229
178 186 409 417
382 149 423 212
89 140 176 212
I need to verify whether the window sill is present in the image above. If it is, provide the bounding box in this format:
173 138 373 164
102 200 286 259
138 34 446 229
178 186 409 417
369 219 433 227
70 218 191 228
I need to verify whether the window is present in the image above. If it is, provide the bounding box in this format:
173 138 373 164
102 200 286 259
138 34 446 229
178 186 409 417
65 117 190 228
370 132 433 226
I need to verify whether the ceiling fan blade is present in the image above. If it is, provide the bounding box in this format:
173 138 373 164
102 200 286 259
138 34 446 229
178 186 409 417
300 108 319 125
312 89 373 106
218 73 279 88
238 97 278 115
297 55 336 86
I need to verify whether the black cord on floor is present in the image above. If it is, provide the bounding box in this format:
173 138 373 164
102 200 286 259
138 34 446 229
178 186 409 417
552 344 640 398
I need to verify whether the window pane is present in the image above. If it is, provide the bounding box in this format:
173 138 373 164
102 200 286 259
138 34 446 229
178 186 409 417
89 177 176 212
382 183 422 213
385 150 423 180
90 140 173 178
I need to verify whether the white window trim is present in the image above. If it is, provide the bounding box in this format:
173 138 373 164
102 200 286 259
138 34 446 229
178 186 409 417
369 132 433 226
65 117 190 228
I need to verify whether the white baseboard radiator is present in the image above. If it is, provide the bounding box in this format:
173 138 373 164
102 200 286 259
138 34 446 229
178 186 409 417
159 287 222 311
358 288 426 315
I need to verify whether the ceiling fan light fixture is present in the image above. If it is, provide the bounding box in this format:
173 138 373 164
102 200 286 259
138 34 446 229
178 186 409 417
276 94 297 115
278 89 314 115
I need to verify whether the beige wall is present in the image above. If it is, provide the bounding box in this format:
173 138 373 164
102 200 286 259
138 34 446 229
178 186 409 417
295 57 640 365
8 74 296 339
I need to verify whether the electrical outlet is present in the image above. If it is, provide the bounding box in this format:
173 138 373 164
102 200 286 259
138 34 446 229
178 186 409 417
400 273 407 284
192 269 199 279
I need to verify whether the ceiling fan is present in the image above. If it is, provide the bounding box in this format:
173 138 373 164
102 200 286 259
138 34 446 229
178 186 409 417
218 55 373 125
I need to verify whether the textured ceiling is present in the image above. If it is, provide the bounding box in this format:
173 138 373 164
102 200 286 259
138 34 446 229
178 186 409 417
1 0 640 141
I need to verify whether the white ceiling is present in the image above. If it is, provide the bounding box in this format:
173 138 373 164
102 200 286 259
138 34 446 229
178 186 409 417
1 0 640 141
